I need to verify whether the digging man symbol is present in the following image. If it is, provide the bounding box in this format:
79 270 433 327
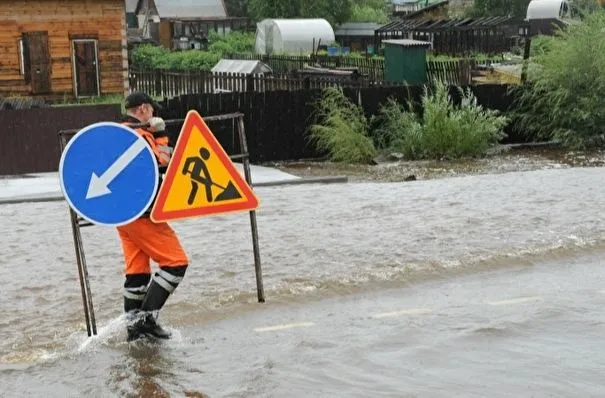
182 146 242 205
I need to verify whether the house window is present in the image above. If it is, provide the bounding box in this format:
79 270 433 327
173 21 184 37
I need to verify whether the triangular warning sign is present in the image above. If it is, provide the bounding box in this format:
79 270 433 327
150 110 259 223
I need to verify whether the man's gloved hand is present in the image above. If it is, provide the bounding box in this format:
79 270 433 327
148 117 166 132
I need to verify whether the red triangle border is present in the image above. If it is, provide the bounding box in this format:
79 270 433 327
150 110 259 222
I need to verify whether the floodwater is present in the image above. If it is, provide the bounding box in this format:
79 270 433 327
2 167 605 397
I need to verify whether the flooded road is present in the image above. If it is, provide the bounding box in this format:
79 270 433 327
2 167 605 396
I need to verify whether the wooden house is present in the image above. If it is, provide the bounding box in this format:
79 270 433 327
0 0 129 98
134 0 247 50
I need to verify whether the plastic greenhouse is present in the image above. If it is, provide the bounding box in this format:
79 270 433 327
254 18 335 55
526 0 571 19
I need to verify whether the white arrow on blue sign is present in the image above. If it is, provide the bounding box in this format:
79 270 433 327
59 122 159 227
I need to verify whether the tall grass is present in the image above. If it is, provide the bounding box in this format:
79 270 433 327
513 11 605 148
372 81 508 159
308 86 377 163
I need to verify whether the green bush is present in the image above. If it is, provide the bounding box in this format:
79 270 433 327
349 3 389 23
309 86 377 163
513 11 605 148
131 31 255 71
372 81 508 159
207 30 256 54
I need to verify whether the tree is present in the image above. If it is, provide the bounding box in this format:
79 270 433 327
300 0 353 25
223 0 248 17
470 0 530 18
248 0 354 26
349 0 390 23
248 0 299 21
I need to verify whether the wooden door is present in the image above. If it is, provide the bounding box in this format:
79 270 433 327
72 40 99 97
23 31 51 94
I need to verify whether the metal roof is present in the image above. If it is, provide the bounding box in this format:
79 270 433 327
335 22 381 37
376 16 516 32
382 39 431 47
211 59 273 74
154 0 227 19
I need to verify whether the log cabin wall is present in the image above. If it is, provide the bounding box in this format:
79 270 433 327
0 0 129 98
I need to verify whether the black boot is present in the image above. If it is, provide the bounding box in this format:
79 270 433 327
123 274 151 342
126 310 144 342
135 266 187 339
132 311 172 339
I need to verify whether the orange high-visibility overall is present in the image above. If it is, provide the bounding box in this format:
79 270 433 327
117 118 188 276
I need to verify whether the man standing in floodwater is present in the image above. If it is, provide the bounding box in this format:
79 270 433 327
118 92 190 341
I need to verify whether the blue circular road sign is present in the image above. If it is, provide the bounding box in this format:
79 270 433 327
59 122 159 226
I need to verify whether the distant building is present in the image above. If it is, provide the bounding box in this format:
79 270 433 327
392 0 450 17
132 0 248 50
334 23 382 54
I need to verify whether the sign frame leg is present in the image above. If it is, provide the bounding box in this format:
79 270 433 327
60 130 98 336
237 116 265 303
69 208 97 336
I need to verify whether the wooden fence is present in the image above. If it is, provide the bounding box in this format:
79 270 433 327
427 60 473 86
1 105 122 175
224 53 386 81
3 84 523 175
129 69 406 98
155 84 521 163
128 59 495 98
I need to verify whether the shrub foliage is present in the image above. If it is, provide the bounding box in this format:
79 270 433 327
513 11 605 148
372 82 508 159
309 82 508 163
308 87 377 164
131 31 255 71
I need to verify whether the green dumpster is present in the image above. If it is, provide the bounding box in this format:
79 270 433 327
383 39 431 85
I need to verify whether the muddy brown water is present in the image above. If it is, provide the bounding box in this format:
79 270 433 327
2 167 605 397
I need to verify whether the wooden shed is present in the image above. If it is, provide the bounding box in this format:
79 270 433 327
0 0 129 98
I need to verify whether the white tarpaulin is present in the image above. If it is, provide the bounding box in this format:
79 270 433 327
255 18 335 55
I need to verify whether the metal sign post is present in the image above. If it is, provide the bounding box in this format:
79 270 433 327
57 112 264 337
58 132 97 336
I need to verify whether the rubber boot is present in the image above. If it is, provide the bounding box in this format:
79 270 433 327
125 297 145 341
126 310 144 342
123 274 150 342
136 280 172 339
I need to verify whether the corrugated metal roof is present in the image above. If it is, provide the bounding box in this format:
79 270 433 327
335 22 381 37
125 0 138 13
211 59 273 74
376 16 516 32
154 0 227 19
382 39 432 47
